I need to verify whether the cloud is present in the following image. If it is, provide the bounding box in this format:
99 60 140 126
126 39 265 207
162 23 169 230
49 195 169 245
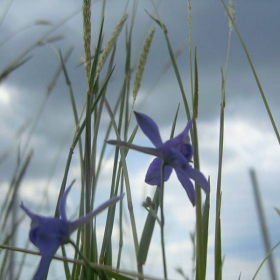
1 0 280 279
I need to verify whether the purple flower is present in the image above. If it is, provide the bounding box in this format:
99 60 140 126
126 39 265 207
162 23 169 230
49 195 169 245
21 182 124 280
107 111 209 206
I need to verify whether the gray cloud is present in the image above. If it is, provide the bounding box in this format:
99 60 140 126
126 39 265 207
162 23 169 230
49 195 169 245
1 0 280 278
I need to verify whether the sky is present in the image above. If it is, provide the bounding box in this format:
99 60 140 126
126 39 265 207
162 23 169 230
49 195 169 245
1 0 280 279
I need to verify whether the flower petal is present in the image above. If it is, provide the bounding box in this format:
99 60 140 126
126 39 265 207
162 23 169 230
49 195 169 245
134 111 163 148
69 194 124 233
59 180 76 221
164 120 192 149
21 201 69 248
29 217 69 250
29 218 66 280
174 167 196 206
145 157 173 185
187 168 210 195
164 121 194 161
33 255 53 280
20 202 42 224
107 140 162 158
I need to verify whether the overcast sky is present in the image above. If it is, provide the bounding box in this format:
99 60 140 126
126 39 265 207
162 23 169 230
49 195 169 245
1 0 280 279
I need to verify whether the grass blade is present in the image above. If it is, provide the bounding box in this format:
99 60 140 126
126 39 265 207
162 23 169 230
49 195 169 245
221 0 280 144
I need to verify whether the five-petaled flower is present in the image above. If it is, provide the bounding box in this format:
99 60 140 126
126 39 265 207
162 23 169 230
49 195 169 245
107 111 209 206
21 181 124 280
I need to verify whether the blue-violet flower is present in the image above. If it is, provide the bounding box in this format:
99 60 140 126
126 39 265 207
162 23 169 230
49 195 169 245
21 182 124 280
107 111 209 206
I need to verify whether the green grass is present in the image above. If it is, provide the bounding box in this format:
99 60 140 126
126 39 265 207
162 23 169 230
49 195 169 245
0 1 279 279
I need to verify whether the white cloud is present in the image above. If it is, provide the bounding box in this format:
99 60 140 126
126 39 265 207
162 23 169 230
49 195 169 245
0 85 11 105
2 0 280 279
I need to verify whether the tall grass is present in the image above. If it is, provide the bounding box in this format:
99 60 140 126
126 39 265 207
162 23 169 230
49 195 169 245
0 1 279 280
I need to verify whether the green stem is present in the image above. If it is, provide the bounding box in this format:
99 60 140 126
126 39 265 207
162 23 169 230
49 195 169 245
192 120 203 280
214 15 233 279
160 162 168 279
104 99 139 260
252 240 280 280
222 0 280 144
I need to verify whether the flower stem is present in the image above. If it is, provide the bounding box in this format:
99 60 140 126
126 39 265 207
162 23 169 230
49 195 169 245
160 162 168 279
192 120 204 280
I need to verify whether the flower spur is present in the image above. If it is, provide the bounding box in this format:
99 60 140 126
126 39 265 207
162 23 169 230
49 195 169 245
21 181 124 280
107 111 209 206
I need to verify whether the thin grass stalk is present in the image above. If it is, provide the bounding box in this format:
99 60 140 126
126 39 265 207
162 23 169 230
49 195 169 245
147 4 191 121
83 54 94 280
116 172 125 270
0 143 24 222
0 121 29 167
0 0 15 29
95 93 122 184
55 80 107 205
55 69 114 216
99 143 121 265
221 0 280 144
90 68 105 272
2 150 33 229
187 0 194 99
59 49 85 183
192 48 199 119
89 49 116 274
190 49 206 280
124 76 130 144
215 8 234 275
102 5 139 274
201 190 210 280
116 127 138 269
252 240 280 280
0 20 52 48
192 120 203 280
72 224 84 278
214 63 226 280
91 45 116 200
101 63 135 272
1 9 80 83
92 226 99 280
104 99 139 262
99 176 120 269
137 187 160 277
0 244 167 280
82 2 98 270
100 169 120 265
99 89 135 266
59 49 86 279
56 68 113 214
104 240 112 270
14 238 31 280
0 150 33 279
250 169 278 280
9 47 73 192
160 163 167 279
0 216 26 280
0 165 18 223
0 56 32 83
70 240 122 280
1 255 9 280
100 65 127 265
123 0 137 139
55 49 112 280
